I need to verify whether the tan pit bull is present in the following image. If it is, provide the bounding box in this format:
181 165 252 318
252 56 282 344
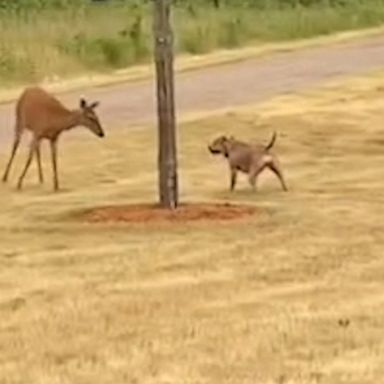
208 132 288 192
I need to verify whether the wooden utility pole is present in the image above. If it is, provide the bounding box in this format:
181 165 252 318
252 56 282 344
153 0 178 209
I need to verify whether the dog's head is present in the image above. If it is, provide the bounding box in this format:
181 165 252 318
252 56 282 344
208 135 233 157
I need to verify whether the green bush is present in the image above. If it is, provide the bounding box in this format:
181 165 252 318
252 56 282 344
1 0 384 84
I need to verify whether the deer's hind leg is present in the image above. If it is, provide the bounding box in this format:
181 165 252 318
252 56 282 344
2 125 23 183
17 137 38 190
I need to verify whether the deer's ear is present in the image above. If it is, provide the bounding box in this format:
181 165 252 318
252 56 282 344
80 98 87 109
89 101 99 109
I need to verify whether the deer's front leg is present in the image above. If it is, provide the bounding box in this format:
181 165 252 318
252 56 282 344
35 142 44 184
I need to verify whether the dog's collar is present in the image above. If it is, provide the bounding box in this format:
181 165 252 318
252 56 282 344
223 142 230 158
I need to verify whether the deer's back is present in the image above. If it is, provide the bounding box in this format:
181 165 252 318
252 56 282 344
16 87 71 137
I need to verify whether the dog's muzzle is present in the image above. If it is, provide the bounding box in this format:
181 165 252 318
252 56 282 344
208 146 221 155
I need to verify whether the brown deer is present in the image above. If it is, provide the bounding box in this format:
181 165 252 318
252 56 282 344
2 86 105 191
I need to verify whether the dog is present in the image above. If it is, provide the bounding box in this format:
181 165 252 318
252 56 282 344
208 132 288 191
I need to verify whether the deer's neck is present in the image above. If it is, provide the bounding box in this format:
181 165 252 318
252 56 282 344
62 109 82 131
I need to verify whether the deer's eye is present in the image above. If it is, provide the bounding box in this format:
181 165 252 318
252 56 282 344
87 114 97 122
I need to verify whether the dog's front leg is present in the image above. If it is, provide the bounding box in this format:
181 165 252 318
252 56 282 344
230 168 238 191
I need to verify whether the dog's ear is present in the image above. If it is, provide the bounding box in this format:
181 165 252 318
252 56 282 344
80 98 87 109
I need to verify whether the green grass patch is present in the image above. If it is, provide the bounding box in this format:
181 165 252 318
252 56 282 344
1 0 384 84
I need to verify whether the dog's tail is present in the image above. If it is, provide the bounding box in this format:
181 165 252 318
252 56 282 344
265 131 277 151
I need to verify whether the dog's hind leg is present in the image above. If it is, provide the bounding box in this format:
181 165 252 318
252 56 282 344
268 158 288 191
248 162 266 191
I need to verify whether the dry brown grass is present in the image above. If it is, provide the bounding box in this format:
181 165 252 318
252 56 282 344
2 73 384 383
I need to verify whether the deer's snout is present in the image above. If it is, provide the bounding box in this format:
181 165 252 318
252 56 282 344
93 123 105 138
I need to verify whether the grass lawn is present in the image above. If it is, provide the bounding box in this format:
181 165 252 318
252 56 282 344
1 73 384 383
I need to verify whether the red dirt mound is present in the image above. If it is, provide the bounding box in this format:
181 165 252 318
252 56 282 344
77 203 258 223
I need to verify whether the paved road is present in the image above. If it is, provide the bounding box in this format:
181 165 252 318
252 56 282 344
1 34 384 149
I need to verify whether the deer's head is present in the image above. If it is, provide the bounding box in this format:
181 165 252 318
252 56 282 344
78 98 105 138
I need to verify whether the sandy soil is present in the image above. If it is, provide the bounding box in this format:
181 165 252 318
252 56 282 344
75 203 258 223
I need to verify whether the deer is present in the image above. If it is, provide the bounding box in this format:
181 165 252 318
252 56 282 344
2 86 105 191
